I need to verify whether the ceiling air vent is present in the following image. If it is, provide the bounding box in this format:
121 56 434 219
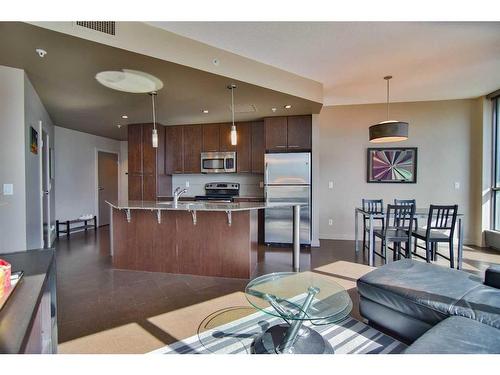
76 21 116 36
232 104 257 114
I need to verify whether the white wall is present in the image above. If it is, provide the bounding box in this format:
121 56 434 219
24 75 55 249
318 99 482 245
0 66 27 253
171 174 264 197
54 126 122 222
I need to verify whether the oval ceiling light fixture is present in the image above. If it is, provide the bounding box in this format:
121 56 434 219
95 69 163 93
369 76 408 143
284 104 292 109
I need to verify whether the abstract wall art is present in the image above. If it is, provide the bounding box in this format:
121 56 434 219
367 147 417 183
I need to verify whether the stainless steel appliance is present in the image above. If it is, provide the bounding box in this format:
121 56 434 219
264 152 311 245
195 182 240 202
200 152 236 173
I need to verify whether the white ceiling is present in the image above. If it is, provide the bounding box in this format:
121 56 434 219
149 22 500 105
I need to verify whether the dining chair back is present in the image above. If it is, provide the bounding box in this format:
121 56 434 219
362 199 384 214
426 205 458 236
385 204 415 235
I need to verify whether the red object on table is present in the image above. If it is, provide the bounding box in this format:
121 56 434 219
0 259 12 297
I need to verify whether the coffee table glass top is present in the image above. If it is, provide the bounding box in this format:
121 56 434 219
245 272 352 324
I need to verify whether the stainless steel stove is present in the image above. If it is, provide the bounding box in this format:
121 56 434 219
195 182 240 203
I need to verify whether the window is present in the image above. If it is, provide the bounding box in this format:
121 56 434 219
492 96 500 229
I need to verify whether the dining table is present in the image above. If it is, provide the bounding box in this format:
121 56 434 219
354 207 464 269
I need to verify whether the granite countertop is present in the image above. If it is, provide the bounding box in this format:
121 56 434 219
0 249 55 353
106 199 300 212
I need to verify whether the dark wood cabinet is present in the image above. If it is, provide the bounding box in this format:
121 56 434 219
156 126 172 196
142 124 156 175
220 123 237 152
287 115 312 151
251 121 265 174
165 126 184 174
142 174 157 200
264 115 311 152
128 125 143 174
202 123 220 152
128 123 166 200
236 122 251 173
183 125 202 173
128 173 142 200
264 117 288 152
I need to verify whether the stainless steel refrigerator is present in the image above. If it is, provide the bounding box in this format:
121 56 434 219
264 152 311 245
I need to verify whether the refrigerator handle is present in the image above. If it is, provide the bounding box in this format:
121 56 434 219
265 162 269 185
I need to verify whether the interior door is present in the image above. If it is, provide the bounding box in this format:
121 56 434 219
98 151 118 226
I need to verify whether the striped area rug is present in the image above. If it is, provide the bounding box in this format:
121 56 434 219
149 308 407 354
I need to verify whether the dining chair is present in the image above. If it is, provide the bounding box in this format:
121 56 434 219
411 204 458 268
361 199 384 252
372 204 415 263
394 199 418 251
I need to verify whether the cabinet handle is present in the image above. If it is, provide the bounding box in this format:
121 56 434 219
288 145 301 148
275 145 287 148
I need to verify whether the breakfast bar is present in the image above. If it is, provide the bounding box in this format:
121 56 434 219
107 200 303 278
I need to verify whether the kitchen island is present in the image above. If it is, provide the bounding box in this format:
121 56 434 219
106 200 302 278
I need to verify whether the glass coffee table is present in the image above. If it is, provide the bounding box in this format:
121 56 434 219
245 272 353 354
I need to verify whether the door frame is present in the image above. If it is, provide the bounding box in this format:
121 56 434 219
94 148 120 227
38 120 44 248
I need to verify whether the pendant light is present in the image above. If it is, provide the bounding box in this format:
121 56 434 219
149 91 158 148
228 84 237 146
369 76 408 143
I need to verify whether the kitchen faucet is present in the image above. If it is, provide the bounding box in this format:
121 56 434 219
173 187 188 206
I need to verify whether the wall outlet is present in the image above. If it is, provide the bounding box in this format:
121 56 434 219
185 181 190 188
3 184 13 195
328 181 333 189
259 181 264 188
454 182 460 190
328 218 333 226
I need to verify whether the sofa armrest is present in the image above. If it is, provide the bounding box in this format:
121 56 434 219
485 266 500 289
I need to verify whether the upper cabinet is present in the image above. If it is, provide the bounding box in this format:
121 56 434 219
183 125 202 174
220 123 237 152
202 123 220 152
165 126 184 175
286 115 312 151
236 122 252 173
264 116 288 152
264 115 311 152
251 121 265 174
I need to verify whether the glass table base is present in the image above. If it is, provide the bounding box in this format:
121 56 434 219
251 324 334 354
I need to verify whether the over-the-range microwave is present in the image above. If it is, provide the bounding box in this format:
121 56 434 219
200 151 236 173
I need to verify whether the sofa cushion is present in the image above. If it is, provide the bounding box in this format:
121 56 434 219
357 259 500 327
405 316 500 354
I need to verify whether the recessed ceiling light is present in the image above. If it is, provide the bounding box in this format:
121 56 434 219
284 104 292 109
95 69 163 93
117 124 122 128
271 107 277 112
202 109 209 114
121 115 128 119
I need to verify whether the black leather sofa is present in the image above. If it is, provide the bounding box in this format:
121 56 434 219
357 259 500 353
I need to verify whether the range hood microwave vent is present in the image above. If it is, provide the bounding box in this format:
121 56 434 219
230 104 257 114
76 21 116 36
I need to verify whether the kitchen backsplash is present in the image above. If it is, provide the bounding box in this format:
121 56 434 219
171 174 264 197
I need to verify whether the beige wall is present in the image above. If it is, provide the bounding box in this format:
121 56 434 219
318 98 484 245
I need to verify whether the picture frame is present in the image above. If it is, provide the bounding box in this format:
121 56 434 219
367 147 417 183
30 126 38 155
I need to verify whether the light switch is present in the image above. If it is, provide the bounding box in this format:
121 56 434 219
328 219 333 226
259 181 264 188
185 181 190 188
328 181 333 189
3 184 13 195
454 182 460 190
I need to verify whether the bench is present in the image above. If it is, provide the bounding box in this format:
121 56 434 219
56 216 97 237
